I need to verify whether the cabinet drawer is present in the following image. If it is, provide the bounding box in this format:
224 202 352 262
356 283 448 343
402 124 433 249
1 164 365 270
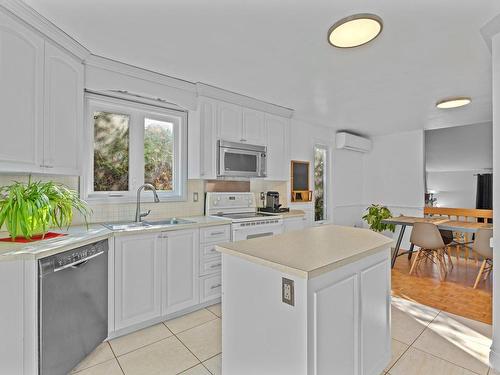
200 256 222 276
200 243 221 259
200 225 230 243
200 274 222 303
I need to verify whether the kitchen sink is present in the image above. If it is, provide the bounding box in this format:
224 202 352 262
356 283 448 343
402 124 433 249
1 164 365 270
144 218 195 226
102 222 152 231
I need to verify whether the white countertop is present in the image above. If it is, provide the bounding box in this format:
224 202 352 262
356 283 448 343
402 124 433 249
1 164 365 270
216 224 394 279
0 216 231 261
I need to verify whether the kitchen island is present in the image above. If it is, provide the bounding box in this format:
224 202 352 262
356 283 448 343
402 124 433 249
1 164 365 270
216 224 394 375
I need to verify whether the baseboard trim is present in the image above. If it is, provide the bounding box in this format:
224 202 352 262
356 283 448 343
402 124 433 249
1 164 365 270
490 346 500 370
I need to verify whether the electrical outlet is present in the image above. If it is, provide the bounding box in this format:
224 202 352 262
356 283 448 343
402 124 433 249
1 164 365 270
282 278 294 306
193 192 199 202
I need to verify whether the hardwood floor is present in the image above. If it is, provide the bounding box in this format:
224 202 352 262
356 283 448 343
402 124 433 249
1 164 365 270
391 251 492 324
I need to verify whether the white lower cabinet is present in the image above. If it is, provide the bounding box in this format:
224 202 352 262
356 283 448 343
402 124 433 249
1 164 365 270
162 229 200 315
283 216 306 232
200 273 222 303
114 233 162 330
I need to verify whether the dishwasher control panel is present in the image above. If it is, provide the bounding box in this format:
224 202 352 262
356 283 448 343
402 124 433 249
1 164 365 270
39 239 109 275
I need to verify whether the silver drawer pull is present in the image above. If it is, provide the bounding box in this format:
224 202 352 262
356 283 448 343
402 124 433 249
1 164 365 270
210 231 225 236
210 283 222 290
210 263 222 269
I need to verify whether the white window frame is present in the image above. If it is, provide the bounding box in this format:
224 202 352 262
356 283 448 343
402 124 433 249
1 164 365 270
313 144 329 223
82 93 188 203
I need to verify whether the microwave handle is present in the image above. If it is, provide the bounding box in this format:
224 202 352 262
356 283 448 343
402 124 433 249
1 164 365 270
259 153 267 177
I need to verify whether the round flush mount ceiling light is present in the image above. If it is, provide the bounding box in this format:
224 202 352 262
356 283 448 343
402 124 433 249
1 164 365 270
328 13 383 48
436 97 472 109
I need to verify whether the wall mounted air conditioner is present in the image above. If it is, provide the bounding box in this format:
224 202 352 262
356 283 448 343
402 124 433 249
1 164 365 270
335 132 371 153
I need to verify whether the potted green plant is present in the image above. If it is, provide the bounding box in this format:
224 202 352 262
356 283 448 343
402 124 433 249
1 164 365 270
362 204 396 233
0 177 91 240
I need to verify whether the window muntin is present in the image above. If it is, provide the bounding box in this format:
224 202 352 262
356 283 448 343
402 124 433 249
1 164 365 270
314 145 328 222
85 94 187 202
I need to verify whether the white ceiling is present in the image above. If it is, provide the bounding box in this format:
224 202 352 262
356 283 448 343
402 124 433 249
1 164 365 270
23 0 500 136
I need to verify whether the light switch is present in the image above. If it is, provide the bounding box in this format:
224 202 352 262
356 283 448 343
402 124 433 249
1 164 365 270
193 192 199 202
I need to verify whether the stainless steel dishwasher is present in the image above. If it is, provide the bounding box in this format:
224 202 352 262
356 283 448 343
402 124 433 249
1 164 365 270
38 239 108 375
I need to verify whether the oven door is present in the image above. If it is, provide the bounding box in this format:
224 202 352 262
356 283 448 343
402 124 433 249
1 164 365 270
218 146 263 177
232 222 283 242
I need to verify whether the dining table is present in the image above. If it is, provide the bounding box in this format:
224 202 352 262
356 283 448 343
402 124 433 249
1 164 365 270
381 215 493 268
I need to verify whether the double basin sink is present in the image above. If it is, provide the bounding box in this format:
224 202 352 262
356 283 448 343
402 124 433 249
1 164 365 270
102 218 195 231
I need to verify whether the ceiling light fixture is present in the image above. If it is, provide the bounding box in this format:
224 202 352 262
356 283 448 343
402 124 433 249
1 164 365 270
436 97 472 109
327 13 383 48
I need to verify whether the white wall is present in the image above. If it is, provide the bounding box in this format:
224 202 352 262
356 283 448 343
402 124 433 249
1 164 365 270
426 170 478 208
489 30 500 371
289 119 366 227
362 129 426 247
425 122 492 208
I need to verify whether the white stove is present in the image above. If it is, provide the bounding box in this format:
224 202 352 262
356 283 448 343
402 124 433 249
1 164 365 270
205 192 283 241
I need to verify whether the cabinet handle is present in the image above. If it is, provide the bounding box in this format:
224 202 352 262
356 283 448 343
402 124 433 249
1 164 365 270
210 283 222 290
240 138 247 142
210 263 222 269
210 231 225 236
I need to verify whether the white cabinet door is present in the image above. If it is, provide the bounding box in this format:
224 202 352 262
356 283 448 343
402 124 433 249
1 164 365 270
114 233 162 330
43 42 83 174
199 98 217 179
216 102 243 142
242 108 266 145
283 217 306 232
266 114 290 180
314 274 359 375
163 229 200 315
0 11 44 173
360 260 390 375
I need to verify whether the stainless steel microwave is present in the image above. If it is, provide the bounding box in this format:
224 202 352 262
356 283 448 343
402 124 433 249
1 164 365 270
217 140 267 178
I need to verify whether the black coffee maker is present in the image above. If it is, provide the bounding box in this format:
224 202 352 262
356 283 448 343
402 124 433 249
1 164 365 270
259 191 289 213
266 191 280 211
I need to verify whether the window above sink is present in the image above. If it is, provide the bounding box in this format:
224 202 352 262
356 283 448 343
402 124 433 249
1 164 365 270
82 93 188 203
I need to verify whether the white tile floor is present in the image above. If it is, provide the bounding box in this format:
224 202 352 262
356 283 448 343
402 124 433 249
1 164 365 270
70 298 497 375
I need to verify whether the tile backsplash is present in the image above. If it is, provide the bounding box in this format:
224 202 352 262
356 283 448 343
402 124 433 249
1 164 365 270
0 175 287 228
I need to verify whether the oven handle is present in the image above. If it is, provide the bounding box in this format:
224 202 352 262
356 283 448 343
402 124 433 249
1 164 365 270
246 232 274 239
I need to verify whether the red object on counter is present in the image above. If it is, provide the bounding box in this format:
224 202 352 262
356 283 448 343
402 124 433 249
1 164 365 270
0 232 67 243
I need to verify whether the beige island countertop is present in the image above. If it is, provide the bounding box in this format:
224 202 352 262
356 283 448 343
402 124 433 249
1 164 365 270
216 224 394 279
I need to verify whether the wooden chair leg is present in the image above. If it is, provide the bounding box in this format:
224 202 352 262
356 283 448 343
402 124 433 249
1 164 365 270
409 250 421 275
435 250 445 281
474 260 487 289
446 246 454 270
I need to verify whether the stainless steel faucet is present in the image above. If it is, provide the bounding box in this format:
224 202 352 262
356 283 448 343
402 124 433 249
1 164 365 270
135 183 160 222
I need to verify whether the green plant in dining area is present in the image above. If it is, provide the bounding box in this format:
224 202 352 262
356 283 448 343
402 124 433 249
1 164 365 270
0 177 91 240
362 204 396 233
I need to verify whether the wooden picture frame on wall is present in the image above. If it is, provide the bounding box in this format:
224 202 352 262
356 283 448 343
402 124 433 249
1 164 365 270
291 160 313 202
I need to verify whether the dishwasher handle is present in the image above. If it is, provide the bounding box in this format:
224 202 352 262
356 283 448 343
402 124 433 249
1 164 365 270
54 251 105 273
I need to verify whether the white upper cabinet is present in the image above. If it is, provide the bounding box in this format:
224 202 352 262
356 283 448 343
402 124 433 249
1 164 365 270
216 102 267 146
216 101 243 143
162 229 200 315
0 11 84 175
266 114 290 180
43 42 84 174
0 11 44 172
242 108 266 145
